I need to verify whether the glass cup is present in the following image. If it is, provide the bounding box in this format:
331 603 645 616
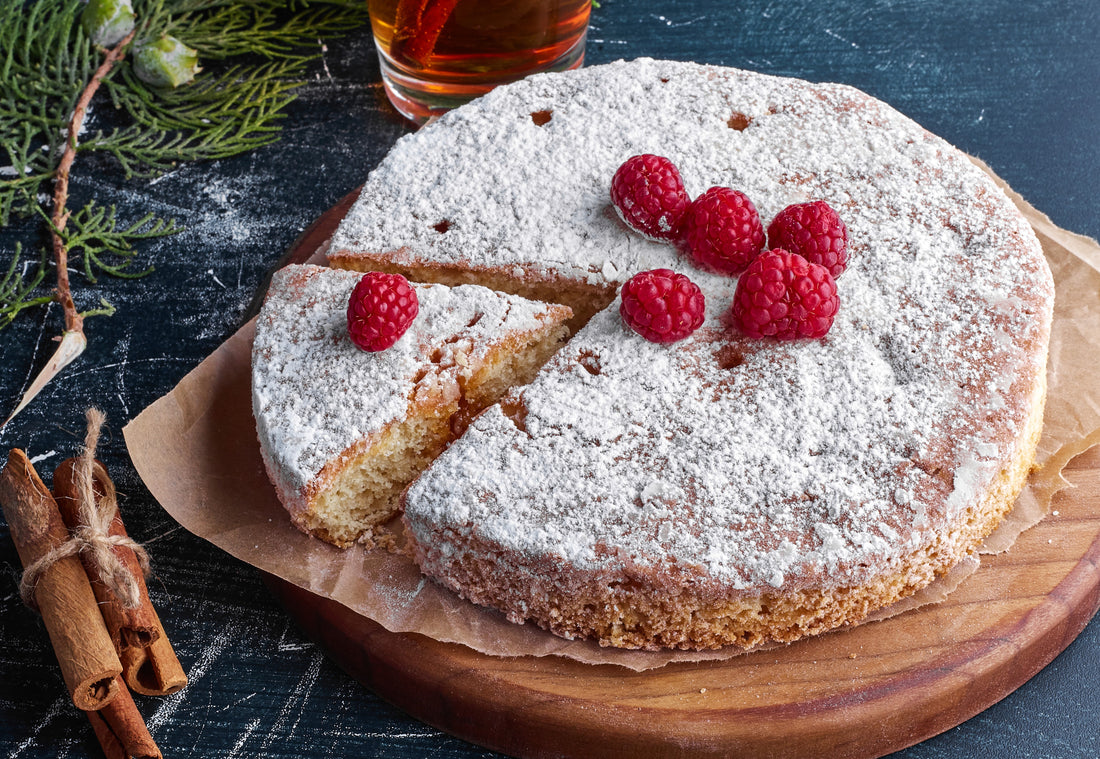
369 0 592 125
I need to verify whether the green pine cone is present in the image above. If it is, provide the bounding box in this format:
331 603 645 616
133 35 201 88
81 0 136 47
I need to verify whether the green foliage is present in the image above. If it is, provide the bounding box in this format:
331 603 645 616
0 0 96 225
0 0 370 328
46 201 179 282
0 243 52 330
95 59 304 176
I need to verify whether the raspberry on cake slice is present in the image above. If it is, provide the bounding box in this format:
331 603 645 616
251 264 572 547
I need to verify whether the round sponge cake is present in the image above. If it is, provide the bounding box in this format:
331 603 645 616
324 59 1053 650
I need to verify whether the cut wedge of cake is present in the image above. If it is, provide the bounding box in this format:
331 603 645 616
251 264 572 547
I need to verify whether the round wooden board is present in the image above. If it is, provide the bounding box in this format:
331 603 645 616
266 190 1100 759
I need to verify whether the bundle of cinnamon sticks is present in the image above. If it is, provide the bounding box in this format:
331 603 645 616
0 410 187 759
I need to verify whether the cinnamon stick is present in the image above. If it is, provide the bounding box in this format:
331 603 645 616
0 449 121 710
119 605 188 696
53 431 188 697
84 676 162 759
52 456 159 651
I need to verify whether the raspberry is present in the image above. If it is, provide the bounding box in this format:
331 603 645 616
766 200 849 277
346 272 419 352
610 155 690 242
731 250 839 339
619 268 706 343
683 186 765 275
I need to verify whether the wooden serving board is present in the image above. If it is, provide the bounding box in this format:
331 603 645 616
266 191 1100 759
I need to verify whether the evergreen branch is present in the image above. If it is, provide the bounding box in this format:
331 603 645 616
91 57 313 178
50 201 173 283
82 116 284 177
2 0 371 425
0 243 52 330
0 121 58 225
51 27 138 336
0 0 97 224
2 24 137 428
164 0 368 61
0 1 96 125
105 59 301 133
79 297 117 320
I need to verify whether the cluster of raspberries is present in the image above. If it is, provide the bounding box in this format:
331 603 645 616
611 153 848 343
343 153 848 352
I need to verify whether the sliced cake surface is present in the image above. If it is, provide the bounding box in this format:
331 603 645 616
251 264 571 546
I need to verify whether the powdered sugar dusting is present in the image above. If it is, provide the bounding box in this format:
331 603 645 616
252 265 558 508
334 60 1052 594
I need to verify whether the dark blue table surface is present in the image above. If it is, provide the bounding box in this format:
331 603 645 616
2 1 1098 757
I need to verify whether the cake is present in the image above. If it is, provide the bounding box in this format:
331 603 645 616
251 264 572 547
263 58 1053 650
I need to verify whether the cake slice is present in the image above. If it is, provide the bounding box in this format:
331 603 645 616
251 264 572 547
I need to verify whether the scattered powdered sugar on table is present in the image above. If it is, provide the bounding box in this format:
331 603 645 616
332 59 1052 593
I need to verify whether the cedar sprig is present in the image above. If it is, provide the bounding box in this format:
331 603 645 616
90 61 305 176
0 243 52 330
0 0 99 225
45 201 176 283
83 104 285 179
110 60 303 131
165 0 374 61
0 0 370 427
0 130 53 227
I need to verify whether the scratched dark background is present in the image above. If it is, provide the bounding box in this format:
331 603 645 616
2 1 1099 757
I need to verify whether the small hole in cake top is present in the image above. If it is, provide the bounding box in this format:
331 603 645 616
530 109 553 126
433 220 451 234
659 77 670 83
466 312 483 329
577 350 602 376
714 344 745 370
727 112 752 131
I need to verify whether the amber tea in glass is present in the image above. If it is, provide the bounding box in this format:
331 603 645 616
370 0 591 124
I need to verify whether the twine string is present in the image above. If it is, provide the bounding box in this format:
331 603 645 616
19 408 150 610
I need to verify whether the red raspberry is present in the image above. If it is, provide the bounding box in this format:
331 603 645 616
346 272 419 352
731 249 838 339
610 154 690 242
683 186 765 275
766 200 849 277
619 268 706 343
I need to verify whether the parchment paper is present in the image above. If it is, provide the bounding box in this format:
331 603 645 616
123 165 1100 672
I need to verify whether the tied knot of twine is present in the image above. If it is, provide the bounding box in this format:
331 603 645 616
19 408 150 610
